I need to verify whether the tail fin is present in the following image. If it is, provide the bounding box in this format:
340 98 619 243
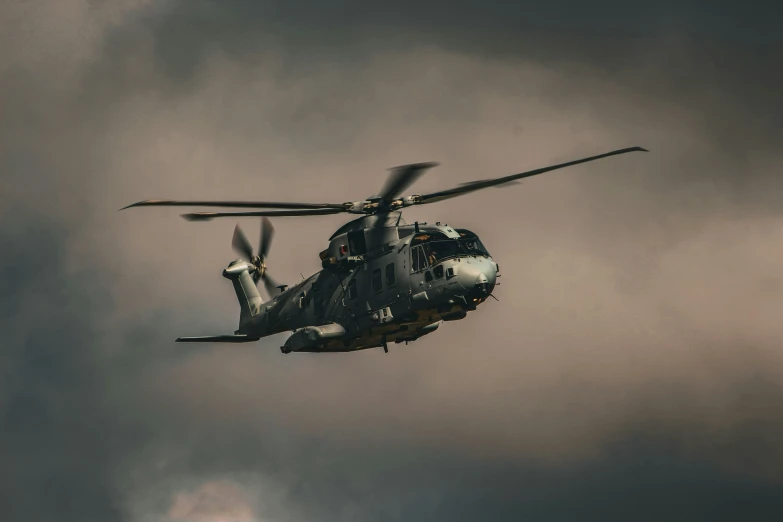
222 260 264 329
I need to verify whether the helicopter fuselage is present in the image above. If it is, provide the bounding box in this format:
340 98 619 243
232 216 498 353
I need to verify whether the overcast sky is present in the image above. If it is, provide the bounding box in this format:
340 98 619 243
2 1 782 521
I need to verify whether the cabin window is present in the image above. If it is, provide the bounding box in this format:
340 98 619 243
347 279 357 300
347 230 367 255
372 269 382 293
425 270 433 282
385 263 396 286
433 265 444 279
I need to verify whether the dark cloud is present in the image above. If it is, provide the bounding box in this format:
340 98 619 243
2 1 783 521
0 210 120 521
129 1 782 127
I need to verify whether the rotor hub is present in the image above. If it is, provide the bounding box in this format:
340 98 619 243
250 256 267 279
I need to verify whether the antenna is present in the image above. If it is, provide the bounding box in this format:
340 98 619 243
415 221 420 233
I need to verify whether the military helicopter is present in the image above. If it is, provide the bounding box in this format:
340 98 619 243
122 146 646 354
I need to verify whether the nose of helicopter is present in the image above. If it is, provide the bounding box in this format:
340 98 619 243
456 261 497 297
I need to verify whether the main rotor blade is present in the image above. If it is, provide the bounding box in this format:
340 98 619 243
379 162 439 202
416 146 647 205
459 179 521 188
231 224 254 260
119 199 346 211
181 208 346 221
259 217 274 260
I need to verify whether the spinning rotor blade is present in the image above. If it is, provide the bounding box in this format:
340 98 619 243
121 147 646 223
380 162 439 203
120 199 345 211
415 146 647 205
459 179 521 188
261 273 281 299
231 224 254 261
259 217 274 260
230 218 279 299
181 208 346 221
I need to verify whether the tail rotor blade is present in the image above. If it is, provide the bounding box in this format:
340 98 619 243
259 217 274 260
231 224 254 260
262 272 281 299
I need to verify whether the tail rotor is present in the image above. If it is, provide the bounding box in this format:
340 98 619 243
231 217 281 298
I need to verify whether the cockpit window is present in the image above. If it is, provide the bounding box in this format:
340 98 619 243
460 237 489 256
411 229 489 270
411 245 427 272
422 241 462 265
455 229 490 256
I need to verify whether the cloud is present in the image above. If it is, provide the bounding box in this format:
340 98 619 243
0 208 124 521
167 481 256 522
2 1 782 521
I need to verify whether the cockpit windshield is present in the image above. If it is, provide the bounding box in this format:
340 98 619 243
410 229 490 271
456 229 490 257
422 241 462 265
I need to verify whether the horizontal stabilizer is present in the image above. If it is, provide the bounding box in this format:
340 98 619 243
175 335 258 343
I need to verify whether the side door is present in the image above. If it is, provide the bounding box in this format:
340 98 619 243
408 244 430 295
365 252 404 325
365 252 396 312
383 252 411 319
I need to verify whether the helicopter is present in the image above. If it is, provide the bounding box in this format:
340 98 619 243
122 146 646 354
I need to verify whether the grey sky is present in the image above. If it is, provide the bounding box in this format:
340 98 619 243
1 1 782 521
